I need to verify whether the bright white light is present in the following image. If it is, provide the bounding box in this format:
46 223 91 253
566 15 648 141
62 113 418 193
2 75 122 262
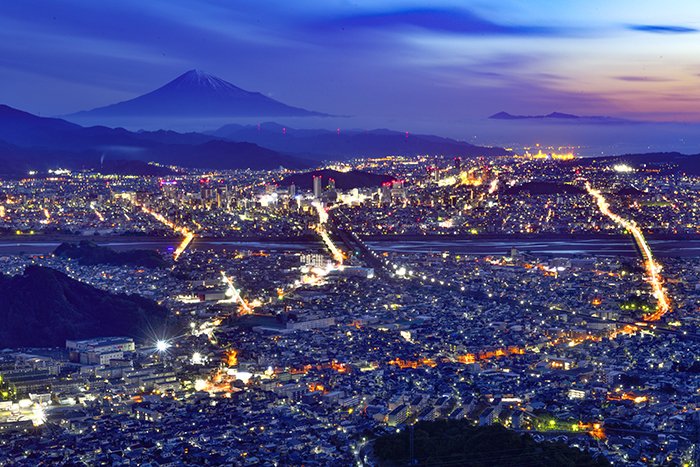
191 352 203 365
194 379 207 391
226 369 253 384
613 164 634 173
156 340 171 352
32 404 46 426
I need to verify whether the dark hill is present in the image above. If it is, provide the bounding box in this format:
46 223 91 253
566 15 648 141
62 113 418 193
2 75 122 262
67 69 327 121
0 104 309 174
279 169 395 190
503 181 585 196
54 241 167 268
149 140 308 170
0 266 172 348
210 122 508 159
573 152 700 175
374 420 609 466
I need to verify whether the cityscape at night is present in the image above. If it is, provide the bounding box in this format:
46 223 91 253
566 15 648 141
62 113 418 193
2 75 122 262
1 1 700 466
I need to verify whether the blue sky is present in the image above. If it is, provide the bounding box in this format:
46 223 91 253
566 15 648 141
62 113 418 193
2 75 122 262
1 0 699 124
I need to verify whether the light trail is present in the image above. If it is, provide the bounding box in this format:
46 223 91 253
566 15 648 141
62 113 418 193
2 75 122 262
220 271 252 314
312 201 344 264
173 231 194 261
136 203 195 261
312 201 328 224
584 182 670 321
40 208 51 224
488 177 499 194
317 228 344 264
90 202 105 222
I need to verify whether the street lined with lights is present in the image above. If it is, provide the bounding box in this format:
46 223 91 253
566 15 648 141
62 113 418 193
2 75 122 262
585 181 670 321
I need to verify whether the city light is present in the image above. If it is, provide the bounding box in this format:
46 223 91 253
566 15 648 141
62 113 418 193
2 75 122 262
585 182 670 320
135 202 195 260
31 404 47 426
155 340 171 352
613 164 634 173
2 3 699 464
191 352 204 365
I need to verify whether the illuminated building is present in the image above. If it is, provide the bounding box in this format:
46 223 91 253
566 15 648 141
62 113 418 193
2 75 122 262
313 175 322 198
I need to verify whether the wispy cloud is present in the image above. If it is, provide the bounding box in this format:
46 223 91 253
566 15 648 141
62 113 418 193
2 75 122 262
615 76 674 82
628 24 698 34
323 8 561 37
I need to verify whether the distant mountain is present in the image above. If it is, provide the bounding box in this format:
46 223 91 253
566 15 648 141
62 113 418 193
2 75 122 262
0 103 506 174
489 111 635 124
0 104 310 174
210 122 509 159
573 151 700 175
0 266 172 348
279 169 395 190
66 69 328 123
54 241 167 268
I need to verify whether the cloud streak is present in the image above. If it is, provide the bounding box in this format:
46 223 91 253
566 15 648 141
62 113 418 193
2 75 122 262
324 8 561 37
628 24 698 34
615 76 674 82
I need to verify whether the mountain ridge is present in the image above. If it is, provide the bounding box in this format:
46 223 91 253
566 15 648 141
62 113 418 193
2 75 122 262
0 104 310 174
210 122 509 159
489 111 637 123
0 104 509 174
66 69 329 122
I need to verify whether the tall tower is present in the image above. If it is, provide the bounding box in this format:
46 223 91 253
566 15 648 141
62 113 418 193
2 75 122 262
381 182 391 204
313 175 322 199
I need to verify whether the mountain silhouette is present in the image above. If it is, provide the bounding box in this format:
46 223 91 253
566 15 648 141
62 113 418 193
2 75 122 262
0 266 172 348
210 122 509 159
489 111 635 123
0 104 310 174
67 69 328 121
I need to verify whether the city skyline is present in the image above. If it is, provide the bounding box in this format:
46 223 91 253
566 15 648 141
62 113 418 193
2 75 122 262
1 2 700 465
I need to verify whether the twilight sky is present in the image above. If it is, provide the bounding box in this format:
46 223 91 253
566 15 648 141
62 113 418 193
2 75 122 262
2 0 700 125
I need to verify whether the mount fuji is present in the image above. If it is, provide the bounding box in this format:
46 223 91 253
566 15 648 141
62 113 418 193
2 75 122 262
66 69 328 124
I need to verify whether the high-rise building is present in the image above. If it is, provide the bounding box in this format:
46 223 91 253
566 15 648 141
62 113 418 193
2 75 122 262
289 183 296 197
313 175 322 198
381 182 391 204
328 178 336 190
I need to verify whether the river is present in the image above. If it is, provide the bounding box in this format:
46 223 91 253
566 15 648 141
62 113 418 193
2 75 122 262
0 236 697 257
